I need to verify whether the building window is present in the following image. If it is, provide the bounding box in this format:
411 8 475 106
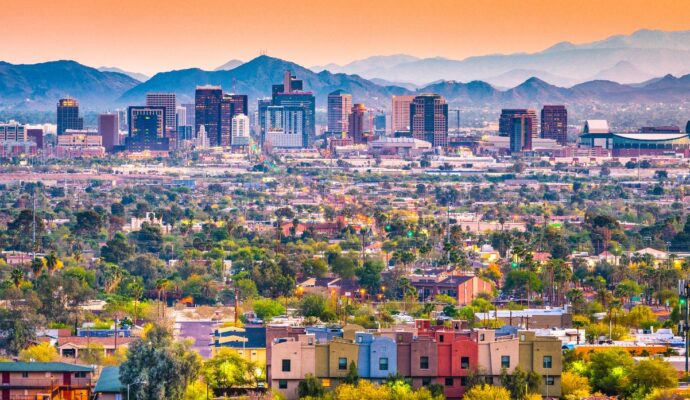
460 376 468 386
501 355 510 369
445 378 454 386
22 372 29 378
461 357 470 369
422 377 431 385
420 356 429 369
439 335 444 343
338 357 348 370
75 372 87 378
379 357 389 371
321 378 331 387
278 380 288 389
543 355 552 369
479 334 485 341
545 376 555 386
520 334 526 342
486 376 494 385
282 359 291 372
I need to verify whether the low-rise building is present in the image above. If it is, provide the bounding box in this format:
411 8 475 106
0 362 94 400
518 331 563 398
271 334 316 400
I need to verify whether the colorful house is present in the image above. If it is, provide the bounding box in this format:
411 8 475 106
354 332 397 381
518 331 563 398
0 362 94 400
474 329 519 384
271 334 316 400
209 325 266 364
315 337 359 387
435 331 478 399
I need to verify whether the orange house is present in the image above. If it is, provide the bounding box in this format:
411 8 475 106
0 362 93 400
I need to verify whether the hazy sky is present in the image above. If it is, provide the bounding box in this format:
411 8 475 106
3 0 690 75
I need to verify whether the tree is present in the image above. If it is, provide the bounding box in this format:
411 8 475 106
0 308 44 355
120 324 202 400
331 256 356 279
587 348 634 395
463 384 511 400
18 342 59 362
626 358 677 398
344 361 359 384
302 258 328 278
201 348 261 393
299 294 328 319
101 233 135 264
10 268 24 288
130 223 164 253
561 371 591 400
252 297 285 320
625 304 657 329
500 367 541 400
298 373 325 398
74 210 103 235
355 260 384 294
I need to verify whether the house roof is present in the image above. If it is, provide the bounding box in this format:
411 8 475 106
94 366 122 393
57 336 137 348
0 362 93 372
211 326 266 348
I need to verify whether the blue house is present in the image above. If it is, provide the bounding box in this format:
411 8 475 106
304 326 343 344
355 332 397 380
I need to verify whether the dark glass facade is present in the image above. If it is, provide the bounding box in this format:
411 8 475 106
195 86 223 146
410 94 448 147
57 98 83 135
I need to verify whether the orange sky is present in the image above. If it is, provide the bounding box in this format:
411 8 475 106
3 0 690 75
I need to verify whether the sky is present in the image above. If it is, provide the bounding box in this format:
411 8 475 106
3 0 690 76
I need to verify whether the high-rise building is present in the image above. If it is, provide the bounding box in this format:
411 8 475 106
220 94 248 147
499 109 538 137
182 103 195 129
348 104 368 144
541 105 568 145
146 93 177 133
126 106 169 151
271 71 315 147
27 129 44 149
327 90 352 135
373 113 386 137
176 106 187 127
98 113 119 152
231 114 250 147
510 115 534 153
258 98 272 146
57 98 83 135
410 94 448 147
391 95 414 133
264 106 306 148
195 85 223 146
0 123 26 141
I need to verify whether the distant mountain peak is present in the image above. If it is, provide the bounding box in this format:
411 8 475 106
214 59 244 71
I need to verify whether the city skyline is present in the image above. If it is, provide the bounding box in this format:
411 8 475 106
2 0 690 75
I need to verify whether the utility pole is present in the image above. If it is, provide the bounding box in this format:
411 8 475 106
679 280 689 376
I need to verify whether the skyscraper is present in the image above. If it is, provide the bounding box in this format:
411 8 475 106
126 106 169 151
327 90 352 135
271 71 314 147
195 85 223 146
220 94 248 147
541 105 568 145
98 113 119 152
176 106 187 127
391 95 414 133
348 104 367 144
499 109 538 137
146 93 177 133
231 114 250 148
410 94 448 147
510 115 533 153
373 113 386 137
257 98 272 146
264 105 306 148
182 103 195 129
57 98 83 135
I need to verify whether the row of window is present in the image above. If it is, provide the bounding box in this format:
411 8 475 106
281 355 551 374
276 375 556 390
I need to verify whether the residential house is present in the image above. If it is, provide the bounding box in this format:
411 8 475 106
354 332 397 381
271 334 316 400
435 331 478 399
209 325 266 363
0 362 94 400
518 331 563 398
315 337 359 387
93 366 123 400
474 329 519 385
411 275 494 305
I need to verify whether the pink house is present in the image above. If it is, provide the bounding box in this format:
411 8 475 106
270 334 316 400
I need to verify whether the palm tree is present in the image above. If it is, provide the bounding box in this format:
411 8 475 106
155 278 168 318
10 268 24 288
45 252 62 275
30 257 45 277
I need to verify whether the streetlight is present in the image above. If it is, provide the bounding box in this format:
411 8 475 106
127 378 148 400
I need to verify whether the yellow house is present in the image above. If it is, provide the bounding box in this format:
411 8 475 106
210 325 267 364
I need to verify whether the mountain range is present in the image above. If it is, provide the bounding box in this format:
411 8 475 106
4 29 690 111
313 29 690 86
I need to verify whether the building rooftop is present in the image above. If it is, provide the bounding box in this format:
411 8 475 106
0 362 93 372
583 120 609 134
94 366 122 393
